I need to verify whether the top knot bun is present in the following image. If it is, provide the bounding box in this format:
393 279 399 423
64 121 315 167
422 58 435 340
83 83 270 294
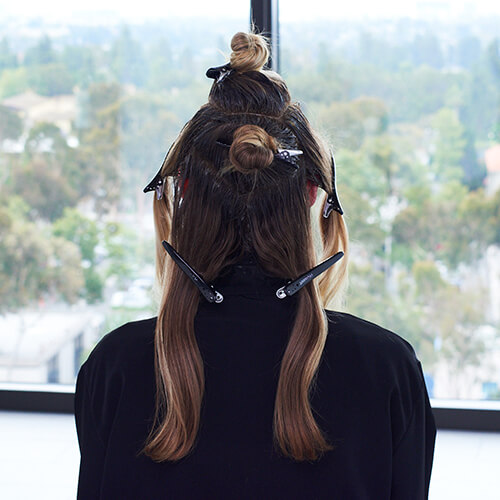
229 125 277 174
230 32 270 72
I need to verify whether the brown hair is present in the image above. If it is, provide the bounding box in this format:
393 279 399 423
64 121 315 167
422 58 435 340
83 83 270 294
138 31 349 463
230 31 269 72
229 124 277 173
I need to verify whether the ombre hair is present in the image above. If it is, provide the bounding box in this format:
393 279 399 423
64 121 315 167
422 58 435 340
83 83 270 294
138 31 349 463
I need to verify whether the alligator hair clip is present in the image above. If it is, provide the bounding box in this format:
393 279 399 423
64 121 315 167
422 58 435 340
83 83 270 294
163 240 343 304
162 241 224 303
143 143 178 200
216 140 303 169
323 154 344 217
206 62 232 83
143 167 165 200
275 251 344 299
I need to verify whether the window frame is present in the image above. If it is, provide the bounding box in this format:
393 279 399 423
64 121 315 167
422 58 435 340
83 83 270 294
1 384 500 431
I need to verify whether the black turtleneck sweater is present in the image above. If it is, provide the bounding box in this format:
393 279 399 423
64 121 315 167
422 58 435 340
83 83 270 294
74 257 436 499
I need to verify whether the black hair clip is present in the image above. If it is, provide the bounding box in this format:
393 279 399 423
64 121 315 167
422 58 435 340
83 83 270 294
276 251 344 299
275 148 303 167
143 166 165 200
323 154 343 217
163 240 343 303
162 241 223 303
143 144 176 200
216 140 302 169
206 63 232 83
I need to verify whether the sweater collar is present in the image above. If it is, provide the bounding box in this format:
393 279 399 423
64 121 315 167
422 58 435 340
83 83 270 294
211 254 293 300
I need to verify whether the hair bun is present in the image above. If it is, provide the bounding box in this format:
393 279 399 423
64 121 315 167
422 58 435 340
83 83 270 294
229 125 277 174
230 32 269 72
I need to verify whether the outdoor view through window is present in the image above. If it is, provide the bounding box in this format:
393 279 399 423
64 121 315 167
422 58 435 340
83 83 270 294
0 1 499 403
280 1 500 401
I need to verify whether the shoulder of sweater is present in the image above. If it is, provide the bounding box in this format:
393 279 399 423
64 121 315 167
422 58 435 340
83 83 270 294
323 311 432 444
81 316 157 371
324 309 421 374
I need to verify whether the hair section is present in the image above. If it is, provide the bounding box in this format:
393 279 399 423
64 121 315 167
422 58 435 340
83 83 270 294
138 31 349 464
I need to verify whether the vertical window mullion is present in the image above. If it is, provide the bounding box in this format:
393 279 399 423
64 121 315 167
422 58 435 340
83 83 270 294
250 0 280 73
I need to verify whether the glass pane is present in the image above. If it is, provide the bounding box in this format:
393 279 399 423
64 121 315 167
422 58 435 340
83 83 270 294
0 4 249 386
280 1 500 401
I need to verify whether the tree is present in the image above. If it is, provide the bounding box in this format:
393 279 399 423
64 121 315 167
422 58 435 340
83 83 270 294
392 189 464 270
77 82 122 215
24 122 67 155
346 260 434 367
20 121 88 205
102 221 137 287
49 236 86 303
429 108 466 184
392 179 498 271
53 208 103 302
0 67 29 98
410 260 487 393
455 35 481 69
23 35 56 66
492 189 500 245
487 38 500 141
412 32 444 69
83 267 104 304
361 134 398 200
0 37 18 71
460 130 485 191
52 208 99 264
0 105 23 141
11 156 77 221
434 286 487 399
317 96 388 151
286 53 351 105
412 260 446 297
459 59 499 141
456 187 498 263
0 196 83 312
334 180 386 255
110 25 148 87
26 63 74 96
61 45 98 89
119 92 181 207
147 37 174 91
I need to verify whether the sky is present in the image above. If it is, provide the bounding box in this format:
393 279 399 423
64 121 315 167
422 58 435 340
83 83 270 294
0 0 499 23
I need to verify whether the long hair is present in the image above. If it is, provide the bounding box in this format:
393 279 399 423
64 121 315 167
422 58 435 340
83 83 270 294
138 32 349 463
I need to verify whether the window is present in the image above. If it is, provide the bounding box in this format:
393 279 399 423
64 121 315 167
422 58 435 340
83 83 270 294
280 0 500 405
0 2 249 390
1 0 499 428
